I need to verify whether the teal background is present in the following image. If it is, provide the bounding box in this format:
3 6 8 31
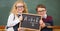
0 0 60 26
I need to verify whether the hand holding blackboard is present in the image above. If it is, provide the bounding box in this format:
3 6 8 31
39 16 46 29
18 15 23 22
18 14 24 31
18 27 24 31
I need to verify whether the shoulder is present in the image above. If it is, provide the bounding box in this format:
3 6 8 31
47 16 52 19
8 13 14 17
9 13 14 15
47 16 53 20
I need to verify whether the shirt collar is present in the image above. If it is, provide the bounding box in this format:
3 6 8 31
43 14 47 19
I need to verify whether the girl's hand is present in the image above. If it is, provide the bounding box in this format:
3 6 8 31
18 27 24 31
19 15 23 21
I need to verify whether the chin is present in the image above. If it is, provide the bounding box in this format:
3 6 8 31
19 11 22 12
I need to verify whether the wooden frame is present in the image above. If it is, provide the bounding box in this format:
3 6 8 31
19 13 41 31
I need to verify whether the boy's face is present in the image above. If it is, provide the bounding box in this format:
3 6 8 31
37 8 46 16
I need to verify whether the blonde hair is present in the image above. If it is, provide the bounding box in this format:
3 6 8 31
10 0 28 15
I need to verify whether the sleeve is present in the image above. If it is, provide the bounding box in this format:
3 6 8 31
48 19 53 26
7 13 20 27
41 16 53 31
48 16 53 26
46 16 53 26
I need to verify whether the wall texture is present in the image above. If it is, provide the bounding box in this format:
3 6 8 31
0 0 60 26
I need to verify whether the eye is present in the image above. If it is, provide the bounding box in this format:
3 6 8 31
17 6 24 8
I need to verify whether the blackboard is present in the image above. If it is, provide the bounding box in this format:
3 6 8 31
21 13 41 30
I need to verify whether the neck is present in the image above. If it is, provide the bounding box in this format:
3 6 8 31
17 12 22 15
42 14 47 18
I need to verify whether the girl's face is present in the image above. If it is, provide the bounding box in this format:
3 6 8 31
16 3 24 13
37 8 46 16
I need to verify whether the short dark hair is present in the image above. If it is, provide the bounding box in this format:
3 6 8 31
36 4 46 10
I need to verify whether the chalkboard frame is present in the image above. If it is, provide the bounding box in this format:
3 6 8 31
20 13 41 30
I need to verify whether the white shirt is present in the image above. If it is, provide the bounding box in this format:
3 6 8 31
43 14 47 19
7 13 20 27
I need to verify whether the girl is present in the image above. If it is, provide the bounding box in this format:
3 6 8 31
6 0 28 31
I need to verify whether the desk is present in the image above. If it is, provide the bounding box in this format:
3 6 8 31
47 26 60 31
0 26 60 31
18 26 60 31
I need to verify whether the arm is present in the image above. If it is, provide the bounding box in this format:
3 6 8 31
7 13 20 27
47 20 53 26
46 16 53 26
44 16 53 28
40 16 53 28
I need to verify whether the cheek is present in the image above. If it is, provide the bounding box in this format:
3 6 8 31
43 11 46 14
38 12 44 15
41 11 46 14
17 8 24 11
22 8 24 11
20 8 24 11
